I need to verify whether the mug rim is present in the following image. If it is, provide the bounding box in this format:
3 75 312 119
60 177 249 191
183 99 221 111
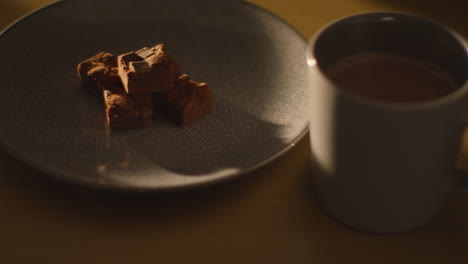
306 11 468 111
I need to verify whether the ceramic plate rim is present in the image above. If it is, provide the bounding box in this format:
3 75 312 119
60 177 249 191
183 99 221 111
0 0 309 192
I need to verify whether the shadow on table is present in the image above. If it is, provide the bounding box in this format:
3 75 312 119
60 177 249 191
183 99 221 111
0 143 289 226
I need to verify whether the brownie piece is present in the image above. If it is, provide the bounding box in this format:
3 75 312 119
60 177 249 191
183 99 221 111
77 52 121 96
158 75 212 126
117 44 176 95
103 87 153 130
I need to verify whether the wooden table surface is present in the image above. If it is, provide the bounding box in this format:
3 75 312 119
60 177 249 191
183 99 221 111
1 0 468 263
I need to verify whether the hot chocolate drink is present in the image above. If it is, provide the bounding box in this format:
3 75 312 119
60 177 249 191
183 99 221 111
326 52 458 103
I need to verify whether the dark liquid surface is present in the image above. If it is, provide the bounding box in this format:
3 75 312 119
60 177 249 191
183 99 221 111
326 52 458 103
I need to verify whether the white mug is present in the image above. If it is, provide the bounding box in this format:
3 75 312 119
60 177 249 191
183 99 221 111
307 12 468 233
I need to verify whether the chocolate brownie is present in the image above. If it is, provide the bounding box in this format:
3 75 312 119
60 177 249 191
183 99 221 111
103 87 153 130
77 52 121 96
158 75 212 126
118 44 176 95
